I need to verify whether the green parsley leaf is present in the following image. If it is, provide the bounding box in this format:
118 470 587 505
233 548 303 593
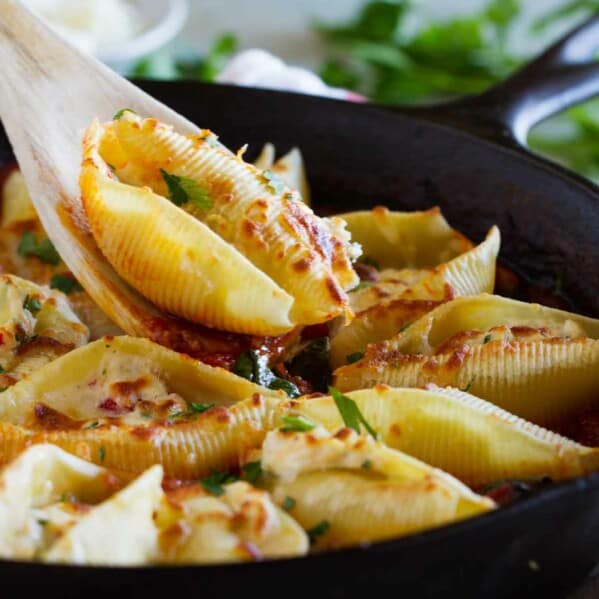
23 295 42 316
50 274 83 295
346 351 364 364
113 108 136 120
37 519 49 527
461 378 476 393
98 446 106 462
362 459 373 470
241 461 262 484
352 281 373 291
398 321 412 333
84 421 100 430
483 334 492 344
18 231 60 265
0 365 5 374
280 415 316 433
282 496 296 511
233 350 300 398
189 402 215 415
261 170 286 195
0 387 8 393
160 169 213 210
307 520 330 544
200 469 238 496
329 386 380 440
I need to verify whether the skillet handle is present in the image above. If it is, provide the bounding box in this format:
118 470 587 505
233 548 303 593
434 16 599 146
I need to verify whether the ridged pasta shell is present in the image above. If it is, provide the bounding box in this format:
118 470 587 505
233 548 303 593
0 274 89 386
0 336 282 477
330 298 441 369
0 444 130 559
84 113 358 328
262 428 493 549
81 127 294 335
330 227 499 368
334 295 599 426
286 386 599 486
341 206 474 270
158 481 308 563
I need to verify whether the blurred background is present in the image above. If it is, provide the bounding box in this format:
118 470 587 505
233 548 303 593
25 0 599 181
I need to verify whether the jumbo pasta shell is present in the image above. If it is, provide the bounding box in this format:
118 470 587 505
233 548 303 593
330 298 440 369
43 465 163 565
0 336 283 477
0 274 89 386
85 113 358 327
81 132 294 336
159 481 308 563
288 386 599 486
341 206 473 270
0 444 126 559
334 295 599 427
262 428 493 549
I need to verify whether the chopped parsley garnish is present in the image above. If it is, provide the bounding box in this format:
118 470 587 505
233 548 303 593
352 281 373 291
0 387 8 393
346 351 364 364
261 170 285 194
461 378 476 393
483 334 492 344
37 519 49 527
18 231 60 265
23 295 42 316
200 469 238 496
189 402 215 415
160 169 213 210
329 386 380 440
280 415 316 433
84 421 100 430
398 321 412 333
361 459 373 470
307 520 330 544
233 350 300 398
113 108 136 120
98 446 106 462
282 496 296 511
0 365 5 374
241 461 262 484
50 274 83 295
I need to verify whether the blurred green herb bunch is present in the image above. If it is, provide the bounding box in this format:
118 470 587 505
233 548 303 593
131 0 599 181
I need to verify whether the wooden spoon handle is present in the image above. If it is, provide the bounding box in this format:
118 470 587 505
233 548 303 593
0 1 198 338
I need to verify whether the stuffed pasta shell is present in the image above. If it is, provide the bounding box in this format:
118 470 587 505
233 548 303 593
79 112 359 336
0 336 282 477
0 443 163 564
330 207 500 367
334 294 599 427
284 386 599 487
158 481 308 562
259 426 494 549
0 274 88 387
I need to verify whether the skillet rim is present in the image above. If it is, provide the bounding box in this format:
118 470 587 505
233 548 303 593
0 80 598 578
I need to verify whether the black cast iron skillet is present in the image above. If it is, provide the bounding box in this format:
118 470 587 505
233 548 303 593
1 16 599 599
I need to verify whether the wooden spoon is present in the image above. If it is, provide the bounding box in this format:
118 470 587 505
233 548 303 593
0 1 264 356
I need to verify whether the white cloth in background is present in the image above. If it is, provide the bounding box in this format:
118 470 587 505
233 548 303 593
218 49 364 101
